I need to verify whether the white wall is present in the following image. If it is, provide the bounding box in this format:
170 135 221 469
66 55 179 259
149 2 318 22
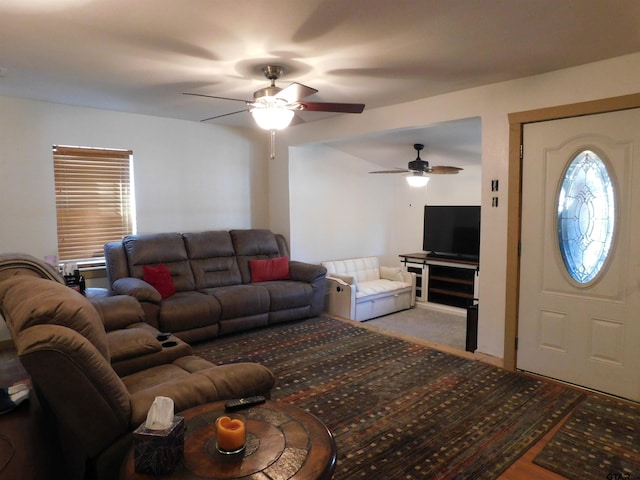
288 143 482 267
289 144 394 264
0 97 267 341
274 52 640 360
0 96 268 259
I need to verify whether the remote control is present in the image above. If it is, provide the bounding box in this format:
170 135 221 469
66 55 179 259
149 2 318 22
225 395 266 411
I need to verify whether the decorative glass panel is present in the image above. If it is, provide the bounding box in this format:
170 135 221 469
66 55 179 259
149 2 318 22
557 150 615 284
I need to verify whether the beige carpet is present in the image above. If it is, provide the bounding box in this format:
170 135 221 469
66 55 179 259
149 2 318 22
365 304 467 351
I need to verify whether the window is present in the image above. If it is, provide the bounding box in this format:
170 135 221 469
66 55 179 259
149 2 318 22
557 149 615 284
53 145 136 265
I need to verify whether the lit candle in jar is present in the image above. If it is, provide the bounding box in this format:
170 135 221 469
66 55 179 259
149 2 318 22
215 416 246 453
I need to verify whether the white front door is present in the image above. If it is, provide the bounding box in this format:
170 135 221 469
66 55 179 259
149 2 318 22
517 108 640 402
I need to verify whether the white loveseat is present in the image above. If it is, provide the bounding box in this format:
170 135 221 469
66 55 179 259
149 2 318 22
321 257 416 322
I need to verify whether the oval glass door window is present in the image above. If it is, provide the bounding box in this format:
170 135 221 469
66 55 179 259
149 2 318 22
557 149 615 284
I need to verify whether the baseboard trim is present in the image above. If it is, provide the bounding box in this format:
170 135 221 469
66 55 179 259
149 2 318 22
473 350 504 368
415 301 466 317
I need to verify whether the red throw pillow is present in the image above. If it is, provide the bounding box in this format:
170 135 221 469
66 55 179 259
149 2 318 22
143 264 176 299
249 256 290 283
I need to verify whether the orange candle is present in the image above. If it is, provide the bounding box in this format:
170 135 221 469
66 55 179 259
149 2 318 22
215 416 245 452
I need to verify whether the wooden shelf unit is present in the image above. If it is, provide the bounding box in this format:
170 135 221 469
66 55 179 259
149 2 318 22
399 253 479 308
427 264 476 308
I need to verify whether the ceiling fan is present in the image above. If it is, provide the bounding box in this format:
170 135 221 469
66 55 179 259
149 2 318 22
369 143 463 187
184 65 365 158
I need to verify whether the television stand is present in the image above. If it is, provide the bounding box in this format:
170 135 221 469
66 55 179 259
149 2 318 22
399 253 479 308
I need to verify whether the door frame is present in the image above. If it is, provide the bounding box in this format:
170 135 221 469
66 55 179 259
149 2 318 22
503 93 640 370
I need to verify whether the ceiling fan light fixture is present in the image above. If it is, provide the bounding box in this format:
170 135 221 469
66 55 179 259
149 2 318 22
251 105 294 130
406 173 430 187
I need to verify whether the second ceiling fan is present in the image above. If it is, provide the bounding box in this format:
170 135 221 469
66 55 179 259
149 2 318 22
370 143 463 186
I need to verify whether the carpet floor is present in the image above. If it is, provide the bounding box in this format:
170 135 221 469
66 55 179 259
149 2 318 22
194 317 583 479
533 394 640 480
366 306 466 351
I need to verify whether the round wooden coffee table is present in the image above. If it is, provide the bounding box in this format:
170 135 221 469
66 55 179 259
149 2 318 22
120 400 337 480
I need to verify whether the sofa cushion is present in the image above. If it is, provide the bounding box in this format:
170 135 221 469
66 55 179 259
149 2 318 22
249 256 290 282
259 280 312 310
230 229 283 284
356 279 411 298
379 266 404 282
184 231 243 289
183 230 235 258
157 291 221 333
124 360 276 426
143 264 177 299
123 233 196 292
322 257 381 283
230 229 281 256
206 285 270 320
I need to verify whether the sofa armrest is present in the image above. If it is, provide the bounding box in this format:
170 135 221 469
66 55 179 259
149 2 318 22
400 271 416 285
288 261 327 317
288 261 326 283
90 295 146 332
324 276 356 319
328 273 357 289
112 277 162 304
403 271 417 306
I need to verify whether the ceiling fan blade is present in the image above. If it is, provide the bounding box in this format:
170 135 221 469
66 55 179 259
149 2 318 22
200 108 251 122
183 92 251 104
289 113 306 126
369 168 410 174
275 82 318 104
298 101 365 113
428 166 463 174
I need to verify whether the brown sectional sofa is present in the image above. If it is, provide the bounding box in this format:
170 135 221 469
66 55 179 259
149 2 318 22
104 229 327 343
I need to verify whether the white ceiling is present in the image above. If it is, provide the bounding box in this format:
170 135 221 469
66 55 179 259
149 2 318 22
1 0 639 168
326 118 482 170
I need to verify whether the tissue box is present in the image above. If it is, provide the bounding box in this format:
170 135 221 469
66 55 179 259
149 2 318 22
133 416 185 475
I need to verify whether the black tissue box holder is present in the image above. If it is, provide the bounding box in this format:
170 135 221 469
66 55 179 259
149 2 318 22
133 416 185 475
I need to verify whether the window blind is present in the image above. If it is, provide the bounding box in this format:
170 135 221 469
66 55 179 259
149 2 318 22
53 145 134 263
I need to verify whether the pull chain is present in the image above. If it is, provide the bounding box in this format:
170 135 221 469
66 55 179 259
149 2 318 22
269 130 276 160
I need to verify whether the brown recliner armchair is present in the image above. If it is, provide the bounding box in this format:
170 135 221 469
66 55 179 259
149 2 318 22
0 272 275 480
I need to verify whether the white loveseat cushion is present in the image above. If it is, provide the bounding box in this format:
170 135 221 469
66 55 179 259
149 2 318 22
356 278 411 298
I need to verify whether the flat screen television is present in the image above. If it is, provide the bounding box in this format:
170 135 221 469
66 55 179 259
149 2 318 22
423 205 481 261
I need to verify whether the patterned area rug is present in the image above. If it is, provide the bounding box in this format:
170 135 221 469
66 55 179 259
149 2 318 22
194 317 583 479
534 395 640 479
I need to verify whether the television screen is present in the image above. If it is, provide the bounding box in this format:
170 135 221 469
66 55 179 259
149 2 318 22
423 205 481 260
